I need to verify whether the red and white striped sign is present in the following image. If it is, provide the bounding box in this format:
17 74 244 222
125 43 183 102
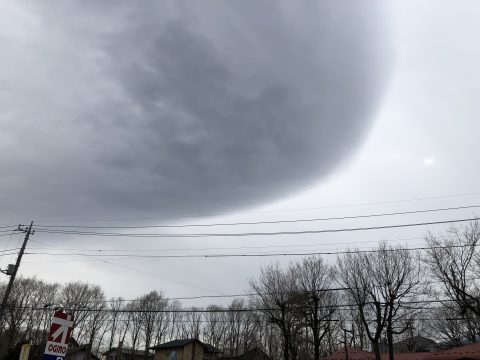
43 311 74 360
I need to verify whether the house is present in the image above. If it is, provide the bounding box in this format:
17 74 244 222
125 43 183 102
103 344 154 360
150 339 220 360
66 344 101 360
378 336 438 353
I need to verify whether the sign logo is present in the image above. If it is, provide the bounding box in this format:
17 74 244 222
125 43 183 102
43 311 74 360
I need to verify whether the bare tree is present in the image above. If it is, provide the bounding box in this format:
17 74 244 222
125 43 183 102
240 306 262 353
291 256 337 360
225 299 246 356
203 305 227 350
153 299 170 347
428 305 475 347
126 300 143 356
425 220 480 317
249 263 298 360
257 319 282 360
168 300 183 341
119 304 132 348
1 277 57 350
85 289 107 352
138 291 168 359
59 281 105 344
29 281 61 345
107 297 126 350
337 243 421 360
183 307 202 339
344 303 369 350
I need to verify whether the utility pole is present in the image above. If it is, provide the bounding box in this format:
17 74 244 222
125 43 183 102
0 221 34 324
342 324 354 360
343 328 349 360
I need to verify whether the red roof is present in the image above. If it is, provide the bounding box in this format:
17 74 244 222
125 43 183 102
422 342 480 360
323 343 480 360
323 347 374 360
324 347 428 360
382 353 429 360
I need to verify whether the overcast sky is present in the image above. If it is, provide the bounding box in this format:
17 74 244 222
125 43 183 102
1 1 480 305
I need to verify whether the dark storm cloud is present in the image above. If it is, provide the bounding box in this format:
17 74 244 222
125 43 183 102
0 1 387 220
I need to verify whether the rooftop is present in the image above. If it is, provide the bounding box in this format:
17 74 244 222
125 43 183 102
323 347 375 360
103 347 154 357
423 342 480 360
150 339 220 353
322 343 480 360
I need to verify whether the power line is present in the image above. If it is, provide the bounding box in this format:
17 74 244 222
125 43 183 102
0 229 20 233
22 242 478 260
28 239 226 295
33 204 480 230
33 217 480 238
0 298 463 314
0 252 22 257
51 317 467 323
5 233 23 268
0 231 17 266
26 236 425 254
0 287 349 305
107 260 225 295
0 248 20 253
25 244 430 263
0 225 20 230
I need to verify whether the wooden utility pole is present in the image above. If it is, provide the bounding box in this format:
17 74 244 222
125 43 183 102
0 221 34 324
344 328 349 360
342 324 354 360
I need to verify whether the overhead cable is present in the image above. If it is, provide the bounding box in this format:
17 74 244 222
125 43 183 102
34 204 480 229
33 217 480 238
23 242 479 260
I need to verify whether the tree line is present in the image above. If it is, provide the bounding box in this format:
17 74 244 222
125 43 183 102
1 221 480 360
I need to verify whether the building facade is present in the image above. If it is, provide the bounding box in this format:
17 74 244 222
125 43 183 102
151 339 220 360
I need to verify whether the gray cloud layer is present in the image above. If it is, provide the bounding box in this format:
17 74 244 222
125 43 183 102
0 1 387 221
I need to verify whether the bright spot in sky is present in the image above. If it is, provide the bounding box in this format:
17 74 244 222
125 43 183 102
423 157 436 167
